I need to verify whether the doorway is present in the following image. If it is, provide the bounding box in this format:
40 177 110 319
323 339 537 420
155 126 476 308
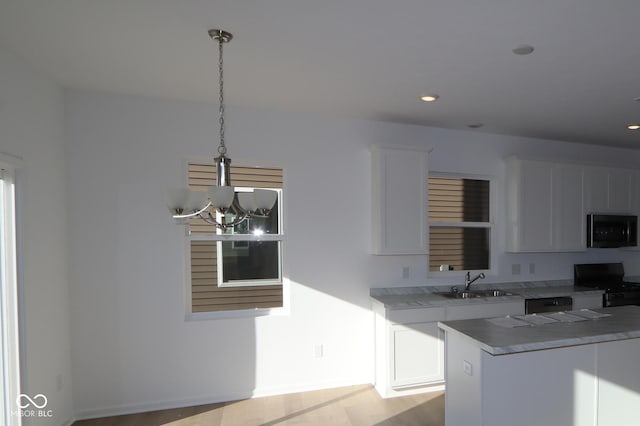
1 164 21 426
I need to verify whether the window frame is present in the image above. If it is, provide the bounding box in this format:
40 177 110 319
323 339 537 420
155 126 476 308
183 157 288 320
427 172 495 278
210 187 283 288
0 154 22 426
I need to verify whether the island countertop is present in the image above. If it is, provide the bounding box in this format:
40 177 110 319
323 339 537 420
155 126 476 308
438 305 640 355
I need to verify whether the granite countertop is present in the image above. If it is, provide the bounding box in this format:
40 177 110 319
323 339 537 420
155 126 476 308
370 280 603 310
438 305 640 355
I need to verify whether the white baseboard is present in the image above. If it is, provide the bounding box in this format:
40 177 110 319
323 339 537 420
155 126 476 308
60 417 75 426
73 378 372 421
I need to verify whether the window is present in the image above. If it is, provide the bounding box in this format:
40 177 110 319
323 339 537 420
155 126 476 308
428 175 491 272
187 162 284 313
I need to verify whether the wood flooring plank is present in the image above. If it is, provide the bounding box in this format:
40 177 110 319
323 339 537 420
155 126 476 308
72 385 444 426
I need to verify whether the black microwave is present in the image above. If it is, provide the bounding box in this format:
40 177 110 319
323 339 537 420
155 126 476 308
587 214 638 248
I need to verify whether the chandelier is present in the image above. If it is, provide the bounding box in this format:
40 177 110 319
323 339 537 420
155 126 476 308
166 29 278 230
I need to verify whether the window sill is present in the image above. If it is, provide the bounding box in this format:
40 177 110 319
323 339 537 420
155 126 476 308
185 306 289 321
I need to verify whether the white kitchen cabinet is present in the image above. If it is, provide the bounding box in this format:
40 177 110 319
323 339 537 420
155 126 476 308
445 301 524 320
371 145 429 255
585 166 634 214
597 339 640 426
507 158 553 252
572 292 603 310
444 322 640 426
444 329 599 426
553 163 586 250
506 157 585 252
373 303 445 398
390 322 443 389
373 299 523 398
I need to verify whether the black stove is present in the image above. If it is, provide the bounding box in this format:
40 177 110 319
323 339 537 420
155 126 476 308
574 262 640 307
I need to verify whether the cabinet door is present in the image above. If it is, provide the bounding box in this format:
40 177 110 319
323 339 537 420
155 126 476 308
597 339 640 426
507 159 554 252
371 146 429 255
586 166 610 212
507 158 587 252
391 322 443 388
553 164 585 250
609 169 633 213
586 166 633 213
571 293 603 309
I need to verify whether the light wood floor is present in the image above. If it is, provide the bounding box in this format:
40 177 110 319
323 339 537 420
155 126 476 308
72 384 444 426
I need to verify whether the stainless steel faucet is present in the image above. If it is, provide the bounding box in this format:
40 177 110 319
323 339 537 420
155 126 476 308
465 271 485 291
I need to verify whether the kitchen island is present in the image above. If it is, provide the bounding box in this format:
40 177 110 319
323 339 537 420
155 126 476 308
438 305 640 426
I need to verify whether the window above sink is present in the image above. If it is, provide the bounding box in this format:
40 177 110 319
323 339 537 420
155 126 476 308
428 173 494 277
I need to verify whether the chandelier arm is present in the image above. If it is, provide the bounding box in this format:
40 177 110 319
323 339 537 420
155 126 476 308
198 212 242 230
227 199 249 226
171 202 213 219
197 212 224 227
222 214 248 229
197 209 249 230
247 211 271 219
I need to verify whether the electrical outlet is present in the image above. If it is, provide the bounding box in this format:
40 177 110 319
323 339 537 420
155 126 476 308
402 266 410 279
463 360 473 376
314 344 324 358
512 264 521 275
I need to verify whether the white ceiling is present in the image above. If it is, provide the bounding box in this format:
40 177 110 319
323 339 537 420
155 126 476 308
2 0 640 148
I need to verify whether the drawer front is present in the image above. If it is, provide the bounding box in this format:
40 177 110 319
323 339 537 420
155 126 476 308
445 301 524 321
388 307 446 324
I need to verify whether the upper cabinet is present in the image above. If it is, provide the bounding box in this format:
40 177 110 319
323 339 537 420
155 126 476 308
371 145 429 255
585 166 634 214
553 163 586 251
507 157 585 252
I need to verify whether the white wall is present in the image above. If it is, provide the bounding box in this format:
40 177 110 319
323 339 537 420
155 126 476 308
0 46 73 425
64 89 640 418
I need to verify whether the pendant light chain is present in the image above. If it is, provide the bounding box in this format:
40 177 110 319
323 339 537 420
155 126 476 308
168 28 278 229
217 31 227 156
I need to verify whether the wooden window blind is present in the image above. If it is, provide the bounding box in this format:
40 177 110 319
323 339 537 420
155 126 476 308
428 177 489 223
428 177 490 272
188 161 283 312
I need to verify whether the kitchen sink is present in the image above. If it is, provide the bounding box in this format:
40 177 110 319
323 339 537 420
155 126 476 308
435 291 480 299
472 289 516 297
435 289 516 299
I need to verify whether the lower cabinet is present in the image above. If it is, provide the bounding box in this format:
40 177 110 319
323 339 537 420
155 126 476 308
391 322 443 388
597 339 640 426
445 333 640 426
572 292 604 309
373 300 524 398
374 304 445 398
445 301 524 321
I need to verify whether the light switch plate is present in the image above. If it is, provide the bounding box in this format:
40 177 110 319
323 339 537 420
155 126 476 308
463 360 473 376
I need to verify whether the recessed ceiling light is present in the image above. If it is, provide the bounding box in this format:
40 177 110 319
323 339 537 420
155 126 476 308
512 44 534 55
420 94 439 102
628 124 640 130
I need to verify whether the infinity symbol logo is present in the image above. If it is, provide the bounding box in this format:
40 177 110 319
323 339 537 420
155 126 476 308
16 394 48 409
